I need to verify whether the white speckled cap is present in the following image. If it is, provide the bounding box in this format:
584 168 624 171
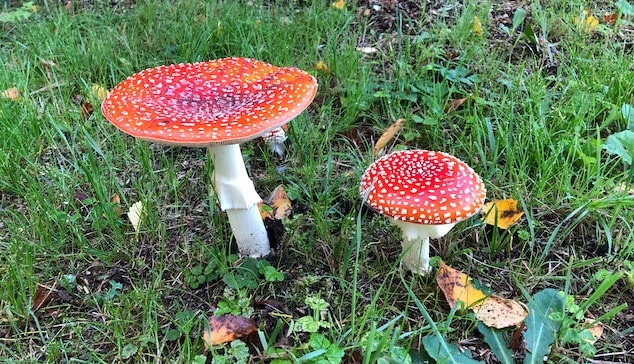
101 58 317 146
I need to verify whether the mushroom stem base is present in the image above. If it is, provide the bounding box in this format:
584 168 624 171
209 144 271 257
226 206 271 258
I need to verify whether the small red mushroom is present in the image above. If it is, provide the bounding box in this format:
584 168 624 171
102 58 317 257
359 150 486 274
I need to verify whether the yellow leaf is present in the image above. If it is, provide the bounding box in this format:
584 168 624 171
127 201 143 232
481 199 524 230
203 314 256 348
474 296 528 328
437 261 487 310
315 60 329 73
90 84 109 101
331 0 345 10
259 185 292 220
373 118 405 157
472 16 483 36
1 87 22 101
574 9 599 33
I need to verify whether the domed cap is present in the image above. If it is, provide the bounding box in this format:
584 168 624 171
360 150 486 225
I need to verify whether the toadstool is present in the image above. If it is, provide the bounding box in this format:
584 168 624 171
359 150 486 274
102 57 317 257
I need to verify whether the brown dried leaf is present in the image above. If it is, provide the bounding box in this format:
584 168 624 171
444 97 468 113
259 185 292 220
474 295 528 329
603 13 617 25
437 261 487 310
81 101 94 119
32 283 56 311
373 118 405 157
584 316 604 344
203 314 256 348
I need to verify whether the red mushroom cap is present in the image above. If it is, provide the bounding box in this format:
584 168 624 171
360 150 486 225
101 58 317 146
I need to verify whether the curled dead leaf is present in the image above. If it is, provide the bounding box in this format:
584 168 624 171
373 118 405 157
203 314 256 348
356 46 379 54
315 60 330 73
331 0 345 10
444 97 469 113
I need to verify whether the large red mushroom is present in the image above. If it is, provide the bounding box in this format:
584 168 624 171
102 58 318 257
360 150 486 274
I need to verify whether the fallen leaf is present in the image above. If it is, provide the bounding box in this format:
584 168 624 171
473 16 483 36
444 97 469 113
111 194 121 204
603 12 618 25
203 314 256 348
574 9 599 33
1 87 22 101
373 118 405 157
127 201 143 232
81 101 94 119
331 0 345 10
584 315 604 344
111 193 124 216
32 283 56 311
315 60 329 73
356 46 379 54
259 185 292 220
614 182 634 195
90 84 109 101
475 296 529 329
509 322 526 351
437 261 487 310
481 199 524 230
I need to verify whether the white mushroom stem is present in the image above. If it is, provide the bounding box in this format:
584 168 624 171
393 220 456 275
209 144 271 258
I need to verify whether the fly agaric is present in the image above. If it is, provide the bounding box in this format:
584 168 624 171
359 150 486 274
101 58 317 257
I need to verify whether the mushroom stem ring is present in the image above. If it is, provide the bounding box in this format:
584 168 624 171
210 144 270 257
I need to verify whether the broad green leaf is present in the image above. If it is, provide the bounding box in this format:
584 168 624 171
603 130 634 165
512 8 527 32
477 322 514 364
422 335 484 364
121 343 138 359
617 0 634 16
524 289 564 364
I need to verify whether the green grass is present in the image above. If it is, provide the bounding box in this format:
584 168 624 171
1 0 633 363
